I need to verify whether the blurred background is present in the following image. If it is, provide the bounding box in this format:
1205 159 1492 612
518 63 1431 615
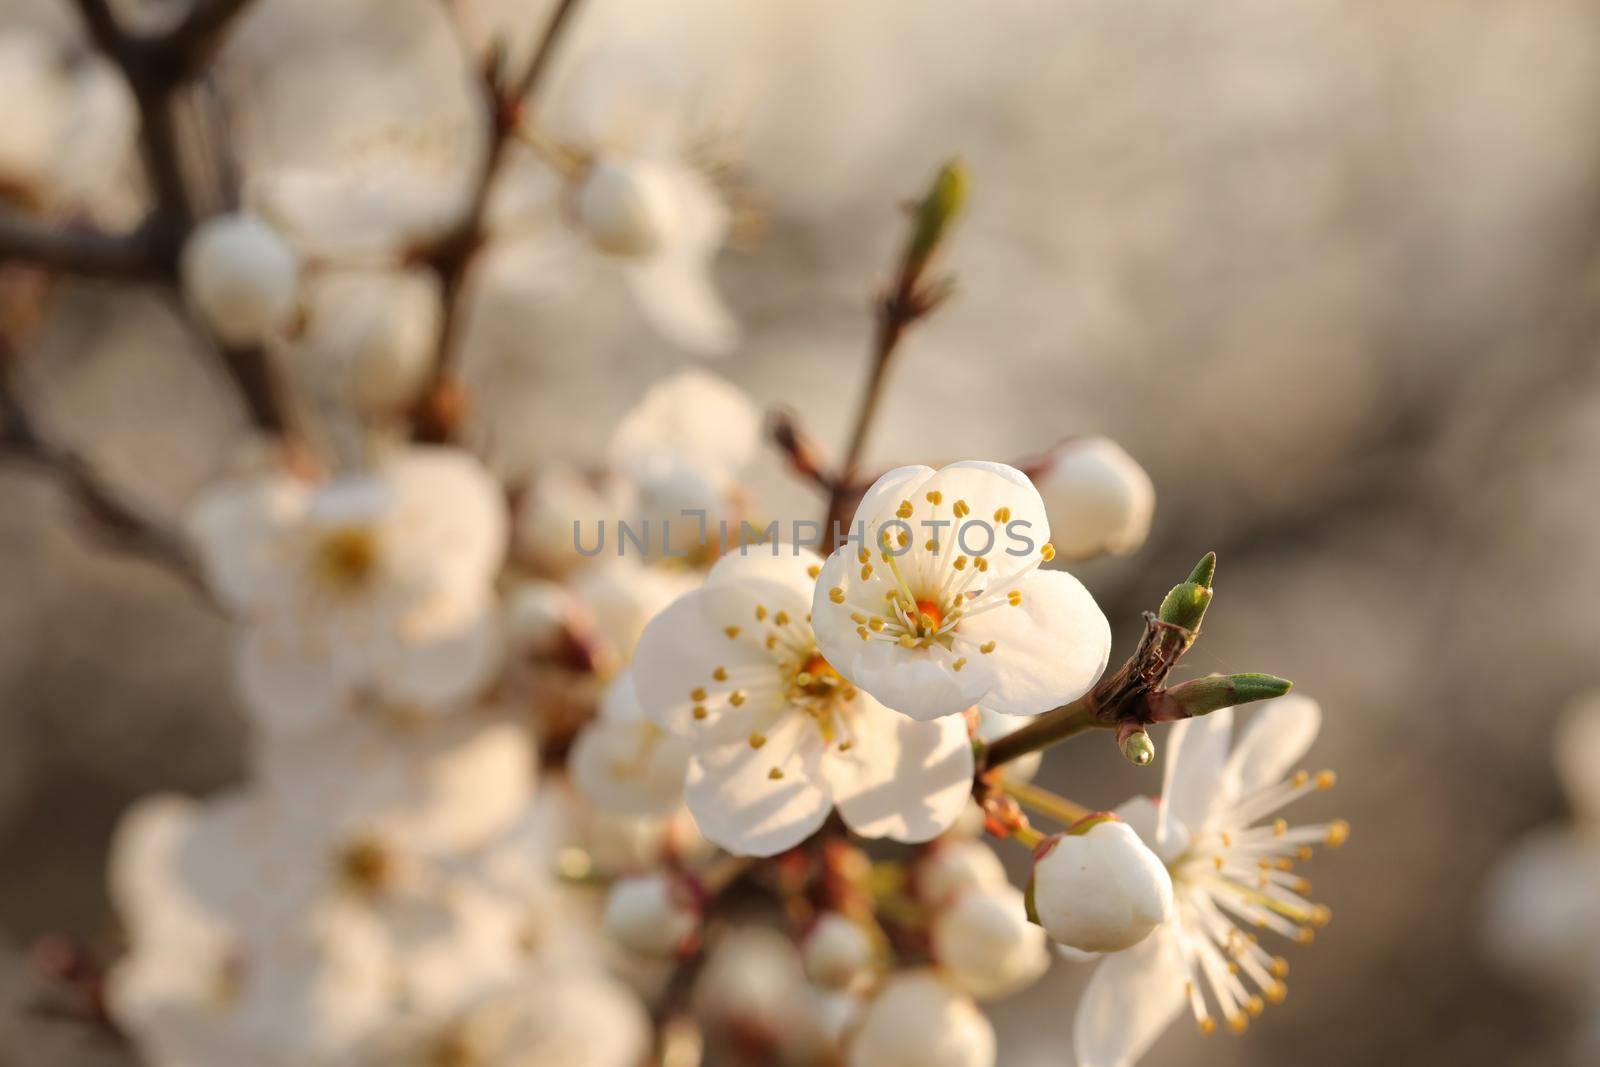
4 0 1600 1064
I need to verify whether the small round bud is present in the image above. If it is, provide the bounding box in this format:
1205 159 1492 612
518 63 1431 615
917 839 1008 908
803 913 873 990
603 873 698 957
1027 817 1173 953
932 883 1048 1001
576 158 675 256
1037 436 1155 559
847 970 994 1067
181 213 300 346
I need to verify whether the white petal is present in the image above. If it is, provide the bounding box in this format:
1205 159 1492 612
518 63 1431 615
368 595 502 711
572 677 692 816
1220 694 1322 802
953 569 1111 717
626 251 739 355
685 715 831 856
235 620 348 734
845 465 937 536
1157 708 1233 850
383 446 509 593
631 582 794 736
1113 795 1162 851
706 541 822 599
903 460 1051 550
811 547 992 722
609 368 758 490
188 475 307 612
571 557 697 663
830 697 973 843
1073 926 1187 1067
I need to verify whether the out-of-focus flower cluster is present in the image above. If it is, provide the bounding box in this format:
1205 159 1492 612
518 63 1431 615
1 4 1350 1065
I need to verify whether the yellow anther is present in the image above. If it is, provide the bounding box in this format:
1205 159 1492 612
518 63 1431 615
765 634 778 650
729 690 747 707
691 687 707 702
869 617 885 631
953 500 970 518
925 490 943 505
1199 1019 1217 1037
993 506 1012 523
712 667 728 681
1270 957 1290 978
924 539 939 552
1265 982 1287 1005
1295 878 1312 894
1273 818 1287 836
851 612 867 624
829 587 845 604
979 641 997 654
1246 996 1264 1017
692 706 708 720
897 635 917 649
725 626 741 639
768 767 784 780
839 739 854 752
861 564 874 581
755 605 768 621
748 733 767 749
952 658 967 672
896 500 914 519
807 564 821 579
897 530 909 547
857 626 869 641
1315 770 1337 790
1227 1015 1248 1035
1310 905 1333 927
1040 542 1056 562
1214 857 1225 870
1290 770 1310 788
1296 927 1316 945
953 555 968 571
1297 846 1313 862
858 547 871 564
1007 590 1022 606
1325 820 1350 847
974 557 989 572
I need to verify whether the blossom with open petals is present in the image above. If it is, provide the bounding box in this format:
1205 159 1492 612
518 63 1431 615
570 674 691 816
190 447 507 733
1073 695 1346 1067
632 547 973 856
812 461 1111 722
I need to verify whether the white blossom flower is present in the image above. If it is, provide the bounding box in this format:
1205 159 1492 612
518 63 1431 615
933 883 1049 1001
571 674 691 816
356 972 651 1067
693 926 833 1061
289 267 443 417
915 838 1010 909
498 58 740 354
190 446 507 733
847 969 994 1067
1035 436 1155 559
1026 816 1173 954
812 461 1111 722
803 913 875 990
181 213 302 347
1073 696 1346 1066
603 872 700 957
0 30 135 212
632 547 974 856
1480 695 1600 997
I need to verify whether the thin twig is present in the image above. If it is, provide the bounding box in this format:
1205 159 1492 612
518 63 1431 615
413 0 586 442
0 364 207 597
0 215 156 278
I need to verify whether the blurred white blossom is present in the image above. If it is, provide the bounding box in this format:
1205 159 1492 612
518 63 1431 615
181 213 302 348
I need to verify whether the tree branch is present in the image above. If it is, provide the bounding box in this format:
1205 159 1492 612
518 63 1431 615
0 214 157 278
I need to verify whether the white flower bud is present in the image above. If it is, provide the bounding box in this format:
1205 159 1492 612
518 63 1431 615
298 268 441 415
576 158 675 256
803 913 873 990
181 213 300 346
917 839 1008 908
1027 817 1174 953
1037 436 1155 559
932 883 1048 1001
847 970 994 1067
603 873 698 958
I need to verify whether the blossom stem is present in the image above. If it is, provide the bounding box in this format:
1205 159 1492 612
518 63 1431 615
998 778 1091 827
1009 823 1046 849
981 698 1106 770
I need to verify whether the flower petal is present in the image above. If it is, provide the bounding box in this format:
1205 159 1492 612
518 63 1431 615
830 696 973 843
706 542 822 602
571 676 691 816
844 465 936 534
188 475 307 613
625 242 738 355
1220 694 1322 803
953 568 1110 717
1113 795 1162 852
1073 925 1187 1067
235 620 348 734
1157 709 1233 851
609 368 757 492
685 714 831 856
368 596 503 712
384 447 509 593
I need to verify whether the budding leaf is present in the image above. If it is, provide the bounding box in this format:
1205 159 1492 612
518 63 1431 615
1186 551 1217 590
1166 673 1293 717
1158 551 1217 632
904 159 968 279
